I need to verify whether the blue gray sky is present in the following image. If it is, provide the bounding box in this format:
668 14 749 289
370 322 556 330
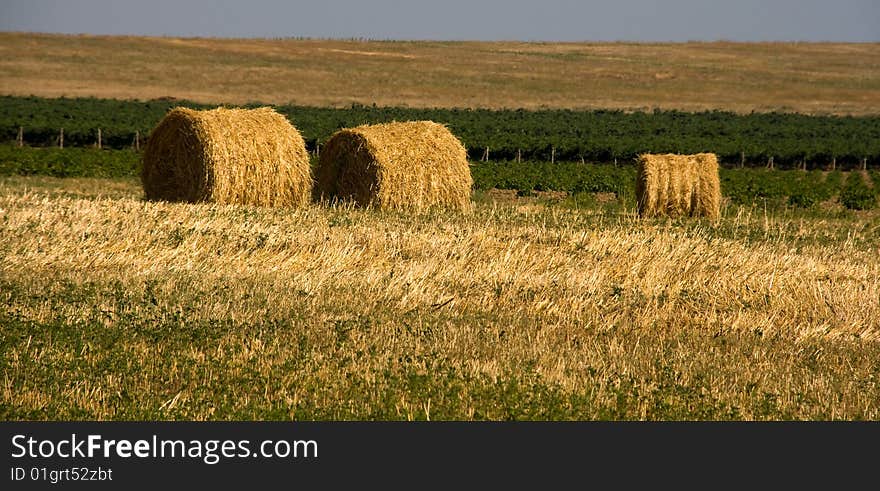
1 0 877 42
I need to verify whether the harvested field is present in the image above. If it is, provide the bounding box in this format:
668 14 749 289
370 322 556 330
1 33 879 114
1 176 878 420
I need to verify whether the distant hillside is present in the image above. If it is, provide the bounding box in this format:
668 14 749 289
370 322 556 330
0 33 878 114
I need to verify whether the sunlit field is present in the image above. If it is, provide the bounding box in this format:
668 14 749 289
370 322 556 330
2 33 879 114
2 176 877 420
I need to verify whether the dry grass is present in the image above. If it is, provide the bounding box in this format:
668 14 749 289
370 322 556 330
1 176 878 420
1 33 879 114
315 121 472 211
636 153 721 220
142 106 311 207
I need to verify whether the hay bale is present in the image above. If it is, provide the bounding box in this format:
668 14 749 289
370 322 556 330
314 121 473 211
636 153 721 219
142 106 311 207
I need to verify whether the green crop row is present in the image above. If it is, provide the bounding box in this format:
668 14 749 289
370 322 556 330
721 168 837 206
840 172 877 210
721 168 879 209
1 145 876 209
0 145 140 178
471 161 637 199
2 95 879 169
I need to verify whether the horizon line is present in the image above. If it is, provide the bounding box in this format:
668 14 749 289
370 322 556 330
2 30 877 44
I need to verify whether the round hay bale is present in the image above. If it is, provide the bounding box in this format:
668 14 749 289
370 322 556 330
314 121 473 211
142 106 311 207
636 153 721 220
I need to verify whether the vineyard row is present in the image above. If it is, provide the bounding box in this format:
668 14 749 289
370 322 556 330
2 96 879 169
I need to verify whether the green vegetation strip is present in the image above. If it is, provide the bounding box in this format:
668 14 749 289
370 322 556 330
3 95 879 168
0 145 138 178
1 145 876 209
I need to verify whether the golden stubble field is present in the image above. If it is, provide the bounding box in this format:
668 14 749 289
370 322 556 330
1 177 878 420
1 33 879 114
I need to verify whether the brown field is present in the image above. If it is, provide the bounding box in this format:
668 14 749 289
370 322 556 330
1 32 879 114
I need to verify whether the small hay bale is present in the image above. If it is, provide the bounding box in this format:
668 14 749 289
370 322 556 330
636 153 721 220
142 106 311 207
314 121 473 211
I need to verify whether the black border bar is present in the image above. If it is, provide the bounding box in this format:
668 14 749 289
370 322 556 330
3 422 878 488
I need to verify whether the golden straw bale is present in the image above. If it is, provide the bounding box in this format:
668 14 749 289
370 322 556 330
314 121 472 211
142 107 311 207
636 153 721 220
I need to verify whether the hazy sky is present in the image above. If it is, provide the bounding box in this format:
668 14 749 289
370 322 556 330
0 0 877 42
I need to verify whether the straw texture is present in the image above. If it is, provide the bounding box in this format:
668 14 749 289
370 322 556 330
314 121 472 211
142 107 311 207
636 153 721 220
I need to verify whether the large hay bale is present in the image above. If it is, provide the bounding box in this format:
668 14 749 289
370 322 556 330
636 153 721 220
142 106 311 207
314 121 473 211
